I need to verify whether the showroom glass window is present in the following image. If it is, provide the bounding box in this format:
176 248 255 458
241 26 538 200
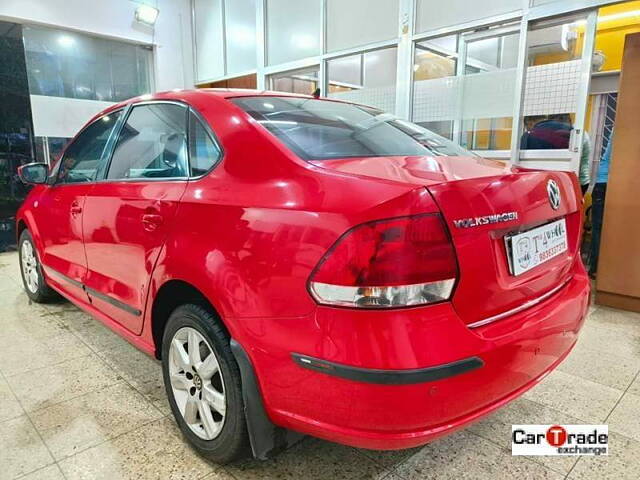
411 25 520 151
22 25 153 102
56 111 122 184
34 137 71 164
412 35 458 139
327 47 398 113
269 66 320 95
266 0 321 65
107 103 188 180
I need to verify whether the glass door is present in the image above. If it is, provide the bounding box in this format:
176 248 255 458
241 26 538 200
515 10 598 172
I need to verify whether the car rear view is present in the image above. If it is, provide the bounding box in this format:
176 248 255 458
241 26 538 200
230 95 590 450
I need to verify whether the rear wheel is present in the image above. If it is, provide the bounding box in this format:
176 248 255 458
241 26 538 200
18 230 59 303
161 304 249 463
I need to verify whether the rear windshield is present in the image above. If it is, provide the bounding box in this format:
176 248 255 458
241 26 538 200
231 96 474 161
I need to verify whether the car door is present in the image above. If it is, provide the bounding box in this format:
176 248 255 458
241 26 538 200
82 102 189 334
35 109 123 298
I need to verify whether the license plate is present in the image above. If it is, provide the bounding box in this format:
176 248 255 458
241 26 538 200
505 218 568 276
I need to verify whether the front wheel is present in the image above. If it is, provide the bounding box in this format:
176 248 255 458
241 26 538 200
161 304 249 463
18 230 59 303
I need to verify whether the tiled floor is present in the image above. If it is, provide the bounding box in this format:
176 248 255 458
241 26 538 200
1 250 639 480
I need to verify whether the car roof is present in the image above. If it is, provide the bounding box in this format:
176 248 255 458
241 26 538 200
118 88 314 106
195 88 315 99
91 88 362 124
95 89 320 119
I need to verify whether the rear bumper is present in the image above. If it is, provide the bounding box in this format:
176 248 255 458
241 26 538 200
235 262 590 450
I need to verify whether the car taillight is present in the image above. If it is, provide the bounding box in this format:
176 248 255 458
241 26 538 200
309 214 458 308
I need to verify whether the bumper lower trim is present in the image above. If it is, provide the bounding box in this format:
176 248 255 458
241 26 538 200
291 353 483 385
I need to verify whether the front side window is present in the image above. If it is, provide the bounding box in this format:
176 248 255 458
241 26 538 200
107 103 188 180
56 110 122 184
189 112 222 176
231 96 474 161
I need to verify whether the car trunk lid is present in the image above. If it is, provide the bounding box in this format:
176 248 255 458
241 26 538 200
427 170 581 326
312 155 582 326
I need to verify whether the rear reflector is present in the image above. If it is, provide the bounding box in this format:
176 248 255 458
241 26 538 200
309 214 458 308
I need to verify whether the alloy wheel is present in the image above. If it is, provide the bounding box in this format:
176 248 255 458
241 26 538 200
169 326 226 440
21 240 39 293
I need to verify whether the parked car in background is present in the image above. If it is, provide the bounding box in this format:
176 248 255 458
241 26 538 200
16 90 590 463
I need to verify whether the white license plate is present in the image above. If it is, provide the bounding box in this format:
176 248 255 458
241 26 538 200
505 219 568 276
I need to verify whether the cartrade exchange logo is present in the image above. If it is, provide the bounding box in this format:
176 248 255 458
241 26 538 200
512 425 608 456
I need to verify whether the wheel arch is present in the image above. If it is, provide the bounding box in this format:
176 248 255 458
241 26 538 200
150 279 231 360
16 218 28 240
16 213 44 255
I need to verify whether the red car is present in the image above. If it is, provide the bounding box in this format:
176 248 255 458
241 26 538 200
16 90 590 463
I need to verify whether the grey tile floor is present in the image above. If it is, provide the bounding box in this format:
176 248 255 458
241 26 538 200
1 251 639 479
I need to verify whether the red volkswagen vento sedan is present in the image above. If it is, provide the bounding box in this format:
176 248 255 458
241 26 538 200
16 90 590 462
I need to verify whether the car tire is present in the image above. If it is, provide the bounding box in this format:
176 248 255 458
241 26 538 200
18 230 59 303
161 303 250 463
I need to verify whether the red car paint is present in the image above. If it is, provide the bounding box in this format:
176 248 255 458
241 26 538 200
17 90 590 450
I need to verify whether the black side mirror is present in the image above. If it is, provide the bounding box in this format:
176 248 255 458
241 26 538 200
18 163 49 185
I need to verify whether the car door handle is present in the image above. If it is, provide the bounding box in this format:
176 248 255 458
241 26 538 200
141 213 163 231
70 202 82 217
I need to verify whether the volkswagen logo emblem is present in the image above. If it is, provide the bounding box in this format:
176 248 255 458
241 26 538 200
547 179 561 210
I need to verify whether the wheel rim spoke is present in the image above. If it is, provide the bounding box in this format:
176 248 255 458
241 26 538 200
187 330 202 367
170 373 190 391
198 353 219 380
183 396 199 424
197 401 218 438
170 338 190 371
203 385 226 416
30 269 38 288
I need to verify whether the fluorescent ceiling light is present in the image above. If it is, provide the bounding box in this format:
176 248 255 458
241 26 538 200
574 9 640 26
135 4 159 26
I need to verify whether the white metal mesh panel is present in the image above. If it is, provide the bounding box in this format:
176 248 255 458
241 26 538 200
523 60 581 116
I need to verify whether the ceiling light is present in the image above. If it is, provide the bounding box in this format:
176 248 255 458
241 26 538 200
573 9 640 27
135 5 159 26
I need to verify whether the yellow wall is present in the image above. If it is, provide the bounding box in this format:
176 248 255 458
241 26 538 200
594 1 640 71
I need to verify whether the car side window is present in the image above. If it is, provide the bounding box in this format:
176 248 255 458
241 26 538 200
189 112 222 177
56 110 122 184
106 103 188 180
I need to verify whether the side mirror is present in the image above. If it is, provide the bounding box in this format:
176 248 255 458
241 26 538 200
18 163 49 185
